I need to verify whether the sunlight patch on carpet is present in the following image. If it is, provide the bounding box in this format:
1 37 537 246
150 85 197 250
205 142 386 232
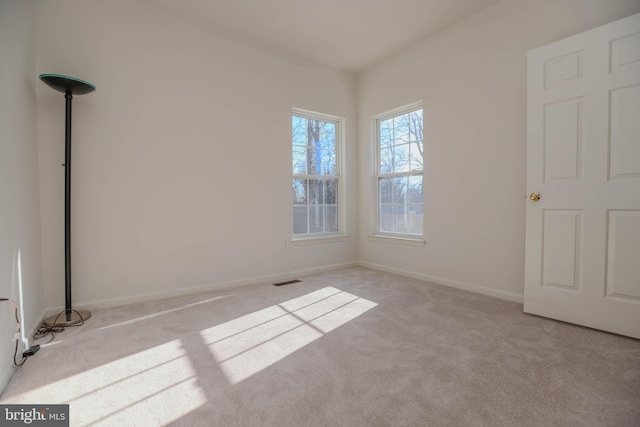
16 340 207 426
96 295 231 331
200 286 377 384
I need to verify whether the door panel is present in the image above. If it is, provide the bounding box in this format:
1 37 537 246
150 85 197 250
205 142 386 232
542 210 582 291
606 210 640 302
544 98 583 181
610 85 640 179
525 13 640 339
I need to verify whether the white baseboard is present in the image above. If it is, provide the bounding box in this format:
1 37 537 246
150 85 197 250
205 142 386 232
39 260 522 318
359 261 524 304
43 262 360 316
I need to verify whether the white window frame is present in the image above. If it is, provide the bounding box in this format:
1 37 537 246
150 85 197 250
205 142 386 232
371 101 425 245
291 108 347 245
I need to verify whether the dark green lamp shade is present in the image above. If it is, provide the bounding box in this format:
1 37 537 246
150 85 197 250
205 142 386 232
39 73 96 95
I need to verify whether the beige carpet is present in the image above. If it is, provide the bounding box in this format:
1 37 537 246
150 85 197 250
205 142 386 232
1 267 639 426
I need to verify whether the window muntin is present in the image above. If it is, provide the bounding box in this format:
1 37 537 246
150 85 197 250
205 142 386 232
292 111 341 236
376 106 423 237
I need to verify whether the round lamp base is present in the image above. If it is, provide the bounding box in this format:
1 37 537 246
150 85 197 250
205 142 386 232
43 309 92 327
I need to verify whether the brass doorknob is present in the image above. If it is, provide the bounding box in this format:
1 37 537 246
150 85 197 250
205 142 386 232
529 192 541 202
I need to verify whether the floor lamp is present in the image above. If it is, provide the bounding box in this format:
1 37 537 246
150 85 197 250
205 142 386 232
40 74 95 327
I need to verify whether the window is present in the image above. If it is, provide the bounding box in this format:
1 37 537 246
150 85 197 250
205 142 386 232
292 109 342 238
375 104 423 238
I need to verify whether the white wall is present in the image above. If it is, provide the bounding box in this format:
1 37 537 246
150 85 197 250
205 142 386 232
358 0 640 301
0 0 44 392
35 0 358 310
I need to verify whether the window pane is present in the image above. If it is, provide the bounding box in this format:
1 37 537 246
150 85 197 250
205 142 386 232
292 116 307 145
393 176 407 204
309 206 324 233
318 139 336 175
308 179 323 205
293 178 307 205
409 204 423 235
324 179 337 205
306 145 317 175
324 206 338 232
379 118 393 148
306 120 321 174
408 175 422 204
311 144 322 175
307 119 320 144
304 119 335 175
292 146 307 174
379 177 392 204
409 109 423 142
379 147 393 174
394 114 410 145
410 141 423 171
293 206 307 234
379 204 393 233
393 204 407 234
393 143 410 173
319 122 336 147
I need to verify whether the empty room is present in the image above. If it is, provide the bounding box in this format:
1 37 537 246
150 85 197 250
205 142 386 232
1 0 639 425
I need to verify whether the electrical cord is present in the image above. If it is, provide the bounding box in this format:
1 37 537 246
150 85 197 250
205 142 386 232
33 309 87 343
1 298 30 366
14 340 28 366
2 299 86 363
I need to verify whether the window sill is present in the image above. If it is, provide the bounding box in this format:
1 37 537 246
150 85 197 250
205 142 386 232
368 234 426 247
292 234 349 246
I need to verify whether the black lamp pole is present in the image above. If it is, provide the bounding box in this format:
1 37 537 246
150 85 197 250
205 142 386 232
64 91 73 321
40 74 95 327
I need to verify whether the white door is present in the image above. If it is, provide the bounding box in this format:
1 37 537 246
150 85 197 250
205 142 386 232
525 13 640 339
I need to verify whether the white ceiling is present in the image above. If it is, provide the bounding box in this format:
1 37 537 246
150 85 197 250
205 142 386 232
145 0 498 72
